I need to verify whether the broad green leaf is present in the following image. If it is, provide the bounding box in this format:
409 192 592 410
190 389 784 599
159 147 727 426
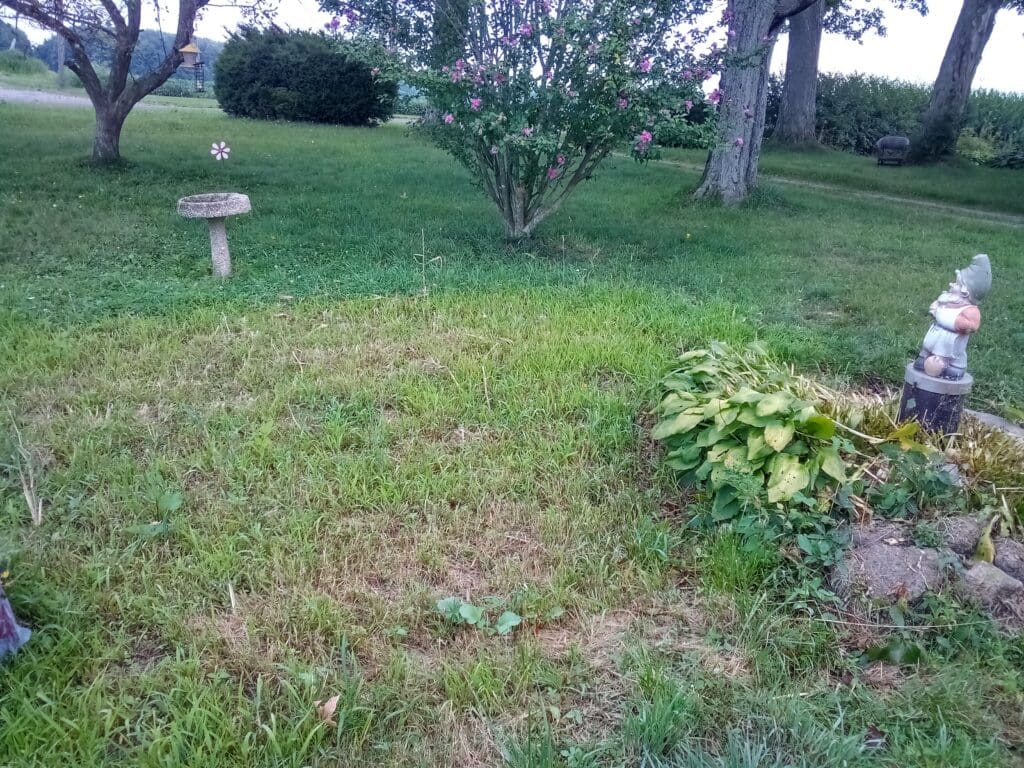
652 411 704 440
459 603 484 625
677 349 709 362
737 407 774 428
800 414 835 440
714 407 739 430
819 447 847 482
436 596 462 621
887 422 919 442
702 398 729 419
495 611 522 636
763 422 795 452
722 445 753 472
729 387 764 405
767 454 810 503
747 432 769 461
755 391 794 417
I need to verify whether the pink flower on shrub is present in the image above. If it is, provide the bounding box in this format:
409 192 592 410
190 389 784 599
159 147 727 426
519 22 533 36
639 130 653 144
522 126 533 137
684 100 694 112
444 113 455 124
638 57 652 73
371 67 381 76
556 153 566 166
547 167 559 180
709 89 722 105
617 98 629 109
470 98 482 111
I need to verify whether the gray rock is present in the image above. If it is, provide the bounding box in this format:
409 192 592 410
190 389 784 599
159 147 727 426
834 541 952 602
934 516 983 557
959 562 1024 627
849 521 910 549
965 409 1024 442
994 539 1024 583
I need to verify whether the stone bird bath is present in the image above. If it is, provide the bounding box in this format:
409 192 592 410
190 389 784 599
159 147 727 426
177 192 251 277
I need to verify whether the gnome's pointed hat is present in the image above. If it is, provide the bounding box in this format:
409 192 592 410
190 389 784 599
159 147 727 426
957 254 992 303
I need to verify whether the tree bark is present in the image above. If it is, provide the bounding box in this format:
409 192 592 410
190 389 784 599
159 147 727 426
910 0 1002 163
694 1 780 203
774 0 824 145
92 105 125 164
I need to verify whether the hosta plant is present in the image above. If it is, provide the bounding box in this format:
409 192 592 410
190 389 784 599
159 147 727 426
653 344 854 531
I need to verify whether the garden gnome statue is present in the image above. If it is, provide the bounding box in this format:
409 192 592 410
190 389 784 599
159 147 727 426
0 579 31 659
899 254 992 435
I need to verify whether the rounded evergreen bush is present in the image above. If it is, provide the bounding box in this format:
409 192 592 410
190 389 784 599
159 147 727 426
214 28 397 125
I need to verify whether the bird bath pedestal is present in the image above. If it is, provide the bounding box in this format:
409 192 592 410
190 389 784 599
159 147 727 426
177 193 251 277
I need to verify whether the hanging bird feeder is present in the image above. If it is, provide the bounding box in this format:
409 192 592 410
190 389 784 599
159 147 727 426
177 41 205 92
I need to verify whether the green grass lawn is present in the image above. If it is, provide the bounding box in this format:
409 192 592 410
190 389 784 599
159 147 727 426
1 103 1023 767
661 143 1024 217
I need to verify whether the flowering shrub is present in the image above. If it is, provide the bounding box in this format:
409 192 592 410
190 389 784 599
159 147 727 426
412 0 714 239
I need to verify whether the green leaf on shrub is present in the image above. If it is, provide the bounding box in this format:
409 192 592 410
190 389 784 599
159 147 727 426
800 414 836 440
767 454 810 503
820 447 847 482
652 411 703 440
756 391 794 417
764 422 795 452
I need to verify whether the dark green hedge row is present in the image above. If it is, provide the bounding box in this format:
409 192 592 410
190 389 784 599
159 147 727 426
765 73 1024 168
214 28 397 126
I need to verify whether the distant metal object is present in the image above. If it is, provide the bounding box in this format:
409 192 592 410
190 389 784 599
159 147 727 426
875 135 910 166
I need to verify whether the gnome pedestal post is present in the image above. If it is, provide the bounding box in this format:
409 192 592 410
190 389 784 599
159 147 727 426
899 365 972 434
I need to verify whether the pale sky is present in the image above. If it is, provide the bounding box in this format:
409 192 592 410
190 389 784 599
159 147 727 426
11 0 1024 93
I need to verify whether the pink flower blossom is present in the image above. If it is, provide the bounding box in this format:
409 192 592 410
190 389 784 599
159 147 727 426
210 141 230 161
371 67 381 76
547 167 559 180
638 130 653 144
470 97 482 111
617 98 629 109
443 113 454 124
638 57 652 73
681 69 693 80
556 153 566 165
684 100 694 112
709 89 722 105
522 126 534 137
519 22 532 36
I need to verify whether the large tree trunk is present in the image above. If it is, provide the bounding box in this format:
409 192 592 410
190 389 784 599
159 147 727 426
92 105 126 164
910 0 1001 163
695 1 779 203
774 0 824 144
